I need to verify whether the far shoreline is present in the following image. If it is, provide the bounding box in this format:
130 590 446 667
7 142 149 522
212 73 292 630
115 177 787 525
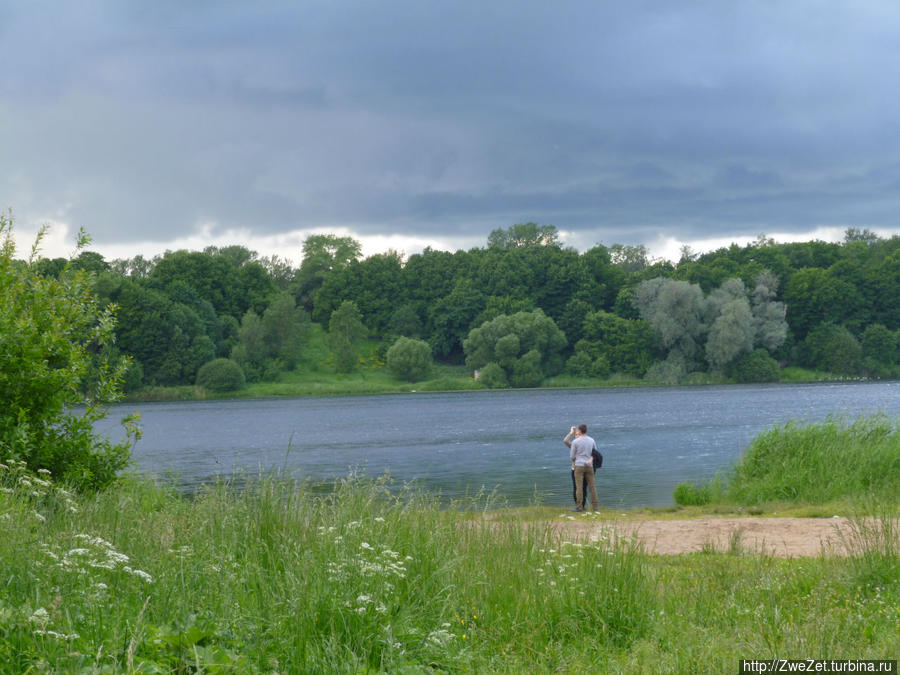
122 368 889 404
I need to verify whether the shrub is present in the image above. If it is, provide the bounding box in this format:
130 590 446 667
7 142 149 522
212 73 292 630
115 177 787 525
0 216 138 490
478 362 508 388
196 358 246 392
729 348 780 383
803 324 863 375
386 336 432 382
565 350 592 376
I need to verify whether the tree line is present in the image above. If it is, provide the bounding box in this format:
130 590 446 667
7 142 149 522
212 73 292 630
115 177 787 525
30 222 900 391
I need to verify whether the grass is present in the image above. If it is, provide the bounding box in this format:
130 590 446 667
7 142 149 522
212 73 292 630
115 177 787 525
3 451 900 673
675 414 900 508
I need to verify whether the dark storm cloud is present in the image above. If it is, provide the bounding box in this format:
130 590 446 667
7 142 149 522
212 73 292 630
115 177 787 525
2 1 900 254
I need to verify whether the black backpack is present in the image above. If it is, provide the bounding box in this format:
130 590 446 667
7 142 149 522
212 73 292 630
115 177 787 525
591 445 603 470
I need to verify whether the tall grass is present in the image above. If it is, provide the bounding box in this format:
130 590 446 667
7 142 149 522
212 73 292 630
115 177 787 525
1 465 655 672
3 456 899 672
675 414 900 507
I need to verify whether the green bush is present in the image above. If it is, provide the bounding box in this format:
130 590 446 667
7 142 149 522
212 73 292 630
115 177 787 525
565 350 593 376
386 336 432 382
729 348 780 383
803 324 863 375
0 216 137 490
478 362 508 388
196 358 246 392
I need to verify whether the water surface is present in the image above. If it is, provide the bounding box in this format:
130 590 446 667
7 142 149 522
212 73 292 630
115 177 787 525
98 381 900 508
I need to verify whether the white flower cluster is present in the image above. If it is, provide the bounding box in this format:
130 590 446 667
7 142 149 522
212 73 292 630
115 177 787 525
41 534 153 583
0 460 77 514
426 625 456 646
327 542 412 588
327 540 413 619
28 607 80 641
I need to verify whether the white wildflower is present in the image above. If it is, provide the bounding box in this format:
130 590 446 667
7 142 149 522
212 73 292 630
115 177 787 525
426 629 455 646
356 594 372 604
37 468 51 476
74 534 113 548
374 517 385 522
33 511 46 523
106 551 130 564
360 542 373 550
29 608 50 627
34 629 79 640
125 567 153 583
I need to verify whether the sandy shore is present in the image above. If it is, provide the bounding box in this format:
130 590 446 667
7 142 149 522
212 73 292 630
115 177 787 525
551 516 887 557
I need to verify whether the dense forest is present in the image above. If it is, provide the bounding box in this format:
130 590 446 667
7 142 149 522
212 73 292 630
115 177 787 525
31 223 900 392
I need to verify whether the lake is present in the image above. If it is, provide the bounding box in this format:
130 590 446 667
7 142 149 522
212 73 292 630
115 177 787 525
97 381 900 508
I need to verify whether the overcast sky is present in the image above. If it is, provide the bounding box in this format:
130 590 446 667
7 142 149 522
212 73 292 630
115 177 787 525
3 1 900 265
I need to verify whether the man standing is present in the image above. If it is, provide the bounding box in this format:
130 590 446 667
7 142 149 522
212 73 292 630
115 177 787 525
563 424 599 512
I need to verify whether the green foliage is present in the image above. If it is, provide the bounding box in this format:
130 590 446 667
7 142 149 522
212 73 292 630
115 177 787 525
327 300 367 373
292 233 362 311
0 472 683 672
388 303 424 338
149 249 275 319
728 348 781 383
487 222 560 249
673 481 713 506
477 362 508 388
751 271 788 352
230 310 266 381
576 310 660 376
705 278 754 369
784 268 862 340
386 337 433 382
633 278 708 361
429 279 486 359
195 358 246 393
464 309 567 387
802 323 863 375
861 323 898 372
23 225 897 392
261 291 310 367
0 216 138 490
707 415 900 505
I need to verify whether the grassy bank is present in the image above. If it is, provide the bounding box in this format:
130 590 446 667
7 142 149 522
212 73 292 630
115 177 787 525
124 364 880 403
2 460 899 672
675 415 900 508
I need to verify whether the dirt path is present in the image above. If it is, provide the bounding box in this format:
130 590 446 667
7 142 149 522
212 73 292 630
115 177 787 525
551 516 863 557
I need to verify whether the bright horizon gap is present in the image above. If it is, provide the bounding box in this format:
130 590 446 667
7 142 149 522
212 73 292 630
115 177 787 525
9 219 899 268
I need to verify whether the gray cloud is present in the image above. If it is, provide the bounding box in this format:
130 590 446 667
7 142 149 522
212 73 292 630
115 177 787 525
3 1 900 255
